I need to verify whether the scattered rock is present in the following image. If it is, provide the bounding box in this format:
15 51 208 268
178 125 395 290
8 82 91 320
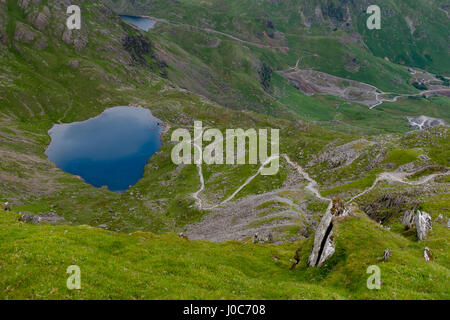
19 212 42 224
382 249 391 262
67 59 79 69
418 154 431 162
97 224 108 229
32 11 50 31
415 210 432 241
447 219 450 228
289 251 300 270
62 28 72 44
2 201 10 211
14 22 36 43
178 232 188 240
424 247 433 262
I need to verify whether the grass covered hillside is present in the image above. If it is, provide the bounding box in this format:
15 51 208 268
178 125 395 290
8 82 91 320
1 208 449 299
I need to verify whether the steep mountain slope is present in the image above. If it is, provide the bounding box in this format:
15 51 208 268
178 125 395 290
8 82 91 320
106 0 450 75
105 0 450 134
0 0 355 234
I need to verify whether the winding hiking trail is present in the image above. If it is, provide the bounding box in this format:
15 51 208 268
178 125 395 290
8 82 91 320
347 170 450 204
369 89 450 109
146 16 289 50
193 152 331 210
192 146 449 211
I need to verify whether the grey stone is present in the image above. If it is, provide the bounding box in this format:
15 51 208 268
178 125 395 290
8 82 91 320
309 198 349 267
415 210 432 241
424 247 433 262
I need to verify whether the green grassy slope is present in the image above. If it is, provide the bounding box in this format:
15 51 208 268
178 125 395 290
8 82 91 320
1 209 448 299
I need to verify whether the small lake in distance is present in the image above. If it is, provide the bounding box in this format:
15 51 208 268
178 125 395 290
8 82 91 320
46 106 162 192
119 15 157 31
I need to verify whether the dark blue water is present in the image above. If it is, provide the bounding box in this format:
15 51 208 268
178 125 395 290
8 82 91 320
119 15 156 31
46 106 162 192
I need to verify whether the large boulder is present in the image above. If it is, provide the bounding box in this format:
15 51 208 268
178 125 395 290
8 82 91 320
401 209 433 241
308 198 350 267
415 210 432 241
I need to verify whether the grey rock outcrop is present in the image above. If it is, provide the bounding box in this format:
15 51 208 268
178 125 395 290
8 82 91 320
415 210 432 241
19 211 65 225
14 22 36 43
382 249 391 262
19 212 42 224
309 198 350 267
401 210 416 229
401 209 433 241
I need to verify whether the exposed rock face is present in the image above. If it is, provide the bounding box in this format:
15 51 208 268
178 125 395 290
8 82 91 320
30 10 50 31
401 209 433 241
309 198 349 267
19 212 42 224
311 139 370 169
122 34 152 66
19 211 65 225
415 210 432 241
14 22 36 43
401 210 416 229
364 194 416 224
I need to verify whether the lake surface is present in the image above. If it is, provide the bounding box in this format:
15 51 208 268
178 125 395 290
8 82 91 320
119 15 156 31
46 107 162 192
